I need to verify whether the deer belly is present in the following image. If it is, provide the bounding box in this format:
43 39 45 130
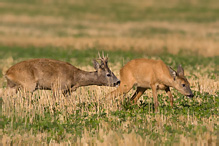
135 76 152 88
136 80 151 88
37 78 63 89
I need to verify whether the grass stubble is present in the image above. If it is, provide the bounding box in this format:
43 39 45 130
0 63 218 145
0 0 218 145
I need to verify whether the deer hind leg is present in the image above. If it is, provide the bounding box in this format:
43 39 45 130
2 87 18 97
3 87 17 96
151 85 158 112
130 87 147 104
20 82 37 93
0 88 3 97
2 78 19 96
165 87 173 107
5 76 36 96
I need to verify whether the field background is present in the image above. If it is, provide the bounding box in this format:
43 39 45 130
0 0 218 145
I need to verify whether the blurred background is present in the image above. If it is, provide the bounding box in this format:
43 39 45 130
0 0 218 56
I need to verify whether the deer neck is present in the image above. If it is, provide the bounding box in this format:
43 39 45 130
165 79 175 88
76 70 102 86
159 73 175 88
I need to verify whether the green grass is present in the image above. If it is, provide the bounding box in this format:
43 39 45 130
129 27 186 37
0 45 218 76
0 46 218 144
1 91 218 144
0 0 218 144
0 0 218 23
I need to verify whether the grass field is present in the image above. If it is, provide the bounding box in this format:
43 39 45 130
0 0 218 145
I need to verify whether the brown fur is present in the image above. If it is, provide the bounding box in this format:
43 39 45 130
2 55 120 96
107 58 193 112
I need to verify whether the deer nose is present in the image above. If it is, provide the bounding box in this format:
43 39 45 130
188 94 194 98
113 80 120 86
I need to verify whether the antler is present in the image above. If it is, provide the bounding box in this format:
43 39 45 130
97 52 108 64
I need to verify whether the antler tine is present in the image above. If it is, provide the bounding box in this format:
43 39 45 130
102 51 105 59
97 52 104 63
97 51 108 63
102 51 108 62
98 52 101 60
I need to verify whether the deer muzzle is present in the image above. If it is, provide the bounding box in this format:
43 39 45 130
113 80 120 87
187 94 194 98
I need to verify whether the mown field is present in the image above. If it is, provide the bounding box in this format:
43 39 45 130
0 0 218 145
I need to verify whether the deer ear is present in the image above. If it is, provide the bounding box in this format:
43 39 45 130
168 66 177 80
93 60 100 71
177 64 184 77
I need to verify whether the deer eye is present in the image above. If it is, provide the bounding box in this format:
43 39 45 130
182 84 186 87
106 73 111 77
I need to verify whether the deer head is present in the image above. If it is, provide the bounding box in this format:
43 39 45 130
93 52 120 87
169 65 194 98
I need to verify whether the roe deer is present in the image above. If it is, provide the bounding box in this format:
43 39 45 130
1 53 120 96
107 58 193 112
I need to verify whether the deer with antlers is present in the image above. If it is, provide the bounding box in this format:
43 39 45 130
0 53 120 96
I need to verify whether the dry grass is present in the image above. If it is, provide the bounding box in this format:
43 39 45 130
0 0 218 144
0 61 218 145
2 130 217 146
1 86 218 145
0 36 218 57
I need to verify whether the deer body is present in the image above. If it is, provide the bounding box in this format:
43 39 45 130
121 59 172 89
108 58 193 112
2 55 120 96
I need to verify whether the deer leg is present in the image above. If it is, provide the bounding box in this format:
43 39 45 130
130 87 146 104
0 88 3 97
151 85 158 112
21 82 37 94
62 84 80 96
71 84 79 92
106 82 133 100
3 87 17 96
62 89 70 96
2 79 18 96
165 87 173 107
107 69 136 101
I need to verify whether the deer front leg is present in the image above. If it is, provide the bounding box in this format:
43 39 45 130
151 85 158 112
106 83 133 101
62 83 80 96
130 87 147 104
165 87 173 107
71 84 80 92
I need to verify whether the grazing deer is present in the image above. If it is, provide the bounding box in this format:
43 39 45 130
107 58 193 112
0 53 120 96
